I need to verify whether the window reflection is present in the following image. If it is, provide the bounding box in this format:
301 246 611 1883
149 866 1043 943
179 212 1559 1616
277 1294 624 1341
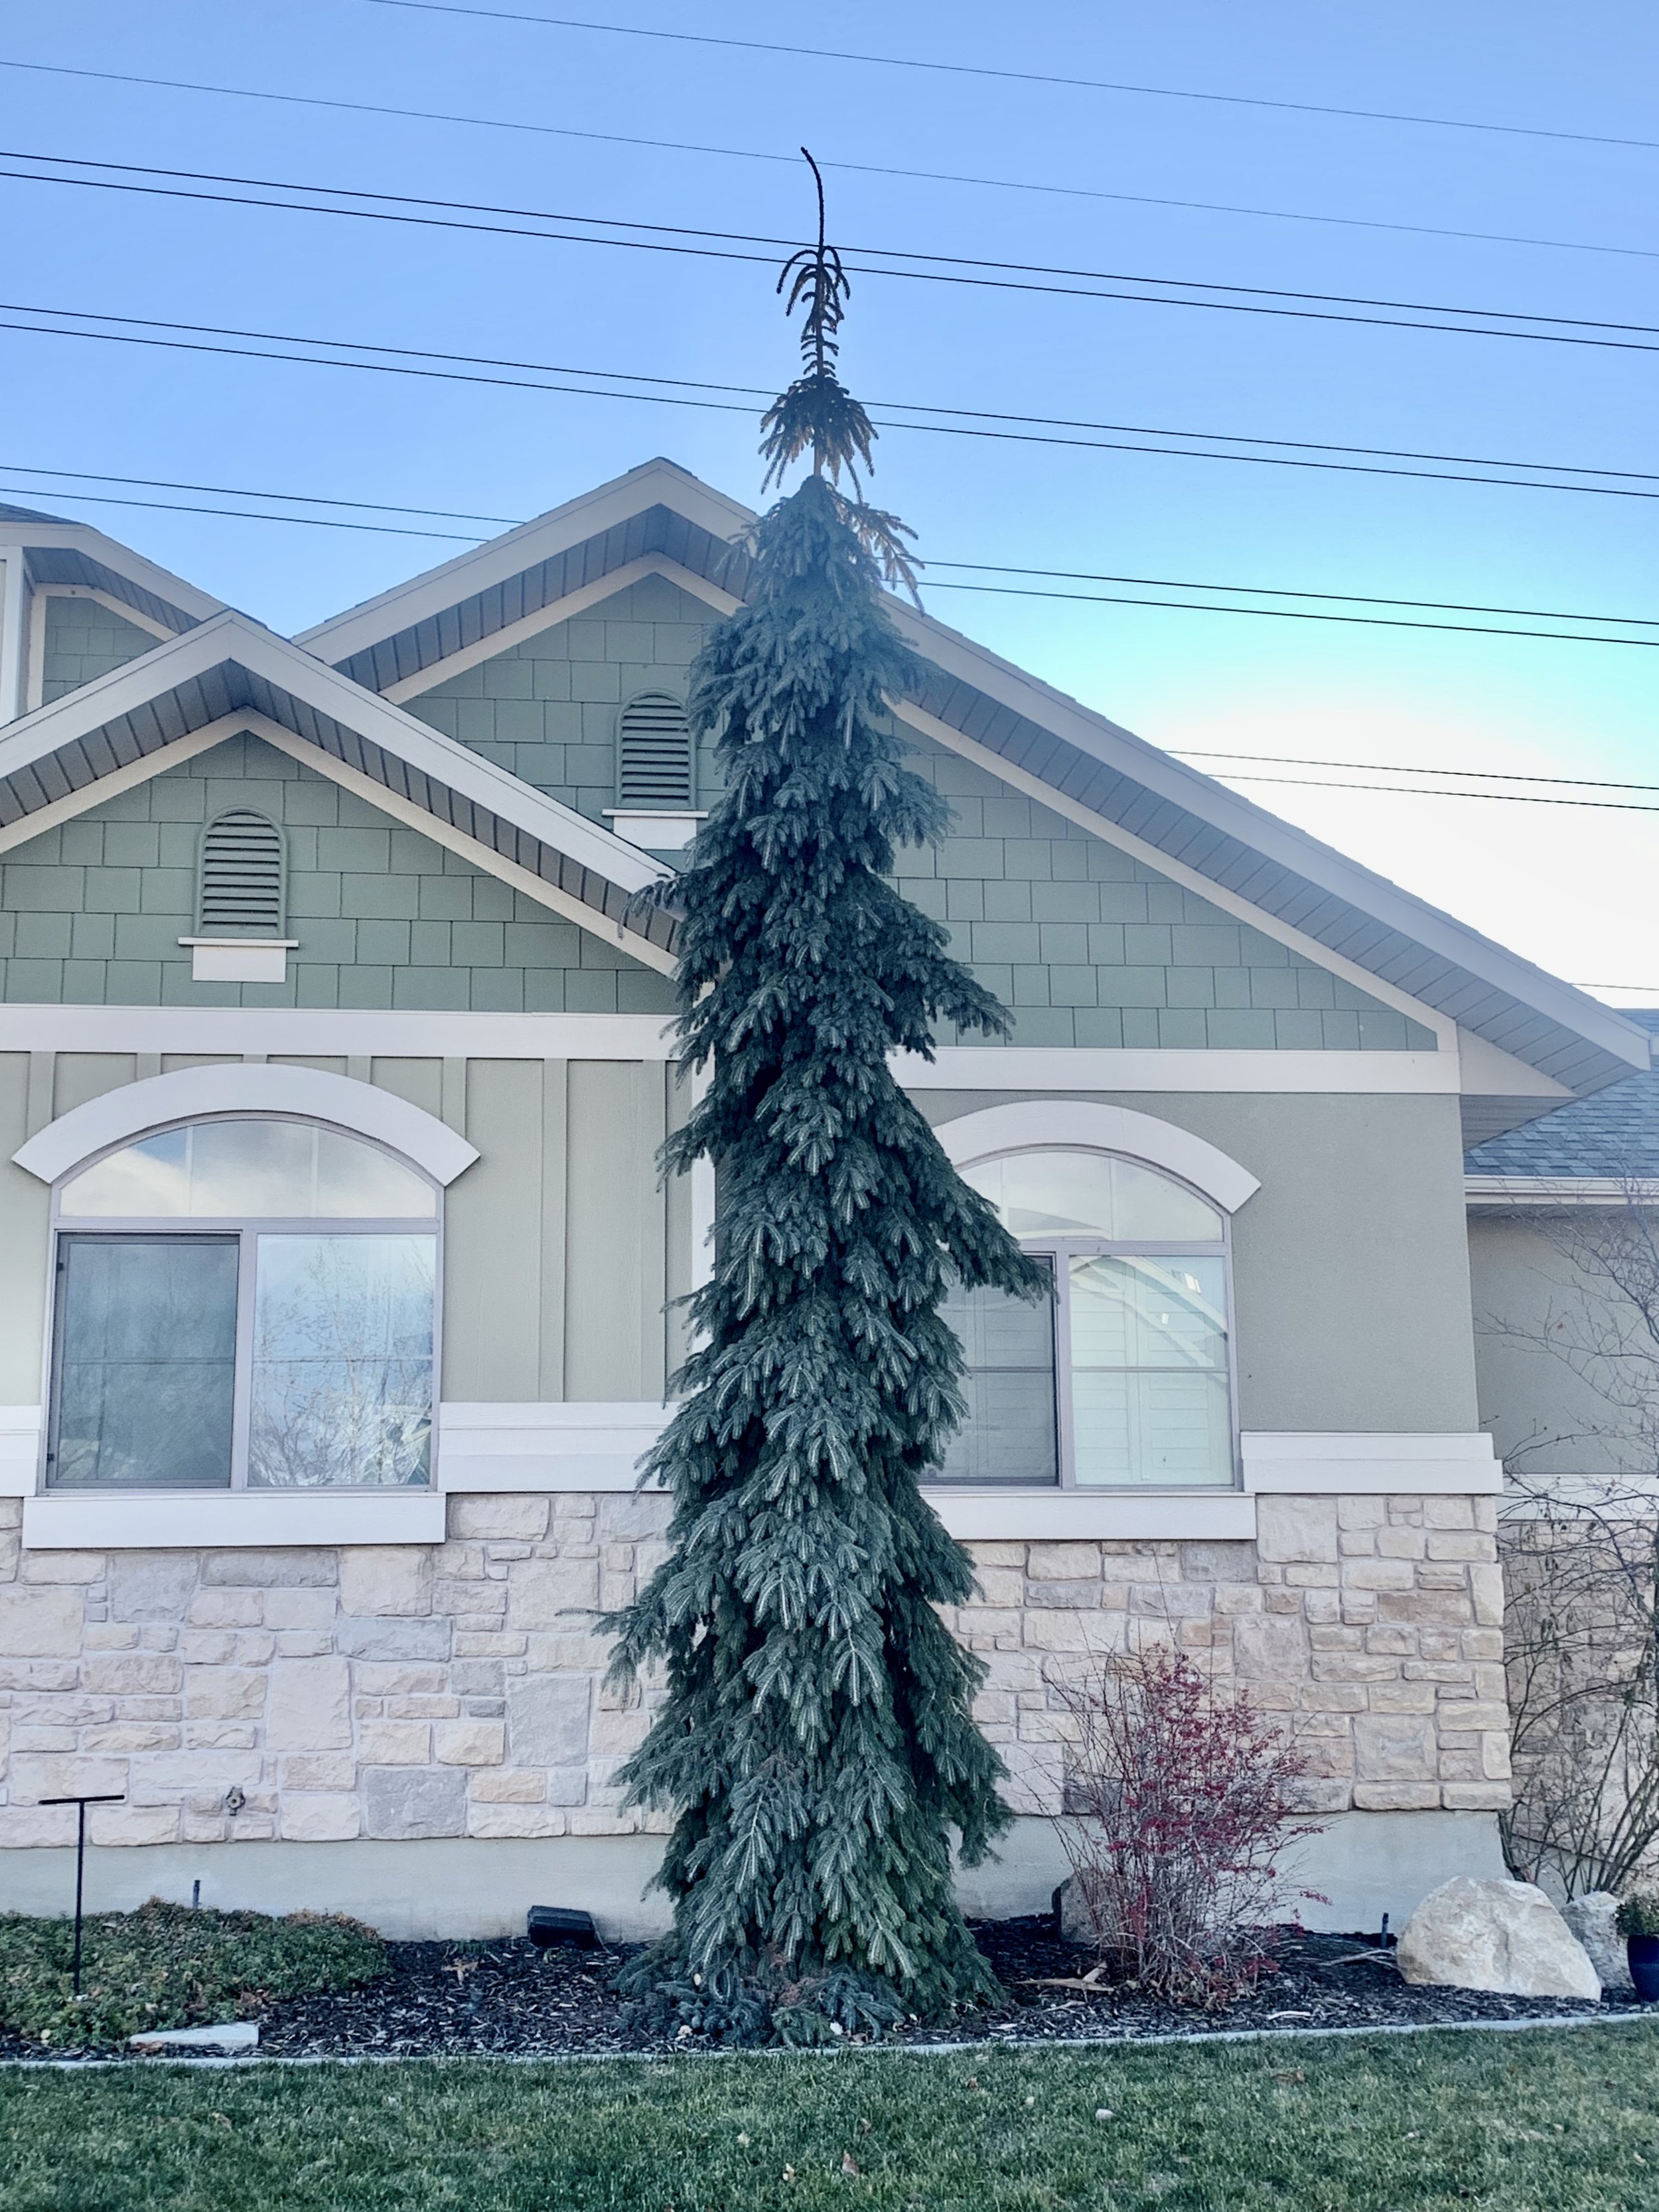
62 1120 436 1220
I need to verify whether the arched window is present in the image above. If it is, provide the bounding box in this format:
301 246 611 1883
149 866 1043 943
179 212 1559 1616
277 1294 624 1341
46 1117 438 1493
935 1149 1235 1489
197 809 286 937
616 691 693 808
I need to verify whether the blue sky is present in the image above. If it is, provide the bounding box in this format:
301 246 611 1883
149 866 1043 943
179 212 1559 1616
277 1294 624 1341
3 1 1654 998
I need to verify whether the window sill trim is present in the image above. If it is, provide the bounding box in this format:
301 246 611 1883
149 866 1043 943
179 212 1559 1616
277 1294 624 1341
21 1489 446 1549
932 1490 1257 1540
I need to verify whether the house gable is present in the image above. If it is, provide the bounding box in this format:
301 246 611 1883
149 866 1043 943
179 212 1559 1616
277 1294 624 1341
38 593 167 706
0 733 678 1013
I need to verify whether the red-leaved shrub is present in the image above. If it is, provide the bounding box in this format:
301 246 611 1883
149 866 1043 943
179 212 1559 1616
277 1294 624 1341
1050 1647 1321 2006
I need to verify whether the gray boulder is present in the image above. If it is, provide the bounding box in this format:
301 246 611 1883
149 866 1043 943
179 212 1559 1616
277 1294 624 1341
1056 1872 1111 1949
1561 1892 1634 1994
130 2020 259 2055
1397 1877 1601 2000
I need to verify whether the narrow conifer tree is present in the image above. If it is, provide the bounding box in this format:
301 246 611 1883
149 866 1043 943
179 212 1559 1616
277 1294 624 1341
607 155 1047 2035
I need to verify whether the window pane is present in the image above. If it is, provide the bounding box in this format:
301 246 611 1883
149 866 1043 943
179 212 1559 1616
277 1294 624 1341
248 1235 435 1488
1068 1255 1232 1487
962 1150 1220 1240
51 1236 237 1488
62 1120 435 1219
932 1268 1059 1483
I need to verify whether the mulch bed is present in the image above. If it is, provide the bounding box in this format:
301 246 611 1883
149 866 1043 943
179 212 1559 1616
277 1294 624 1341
3 1919 1618 2063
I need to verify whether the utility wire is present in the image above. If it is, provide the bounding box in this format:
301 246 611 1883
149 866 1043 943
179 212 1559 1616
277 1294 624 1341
1174 751 1659 790
1197 771 1659 814
364 0 1659 155
1 306 1646 485
3 56 1654 265
9 460 1654 628
6 151 1659 354
5 303 1656 503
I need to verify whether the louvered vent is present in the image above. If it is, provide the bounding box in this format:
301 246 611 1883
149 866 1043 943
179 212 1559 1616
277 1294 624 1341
198 810 285 936
617 692 693 807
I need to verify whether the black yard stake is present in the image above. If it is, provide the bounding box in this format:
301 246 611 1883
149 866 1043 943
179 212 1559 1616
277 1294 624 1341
40 1794 123 1994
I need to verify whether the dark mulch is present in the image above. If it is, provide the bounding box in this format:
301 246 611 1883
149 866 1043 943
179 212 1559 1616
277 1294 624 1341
224 1920 1621 2059
1 1917 1623 2064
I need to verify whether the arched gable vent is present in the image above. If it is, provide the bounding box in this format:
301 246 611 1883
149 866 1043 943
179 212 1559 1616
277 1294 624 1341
616 692 693 808
198 809 285 936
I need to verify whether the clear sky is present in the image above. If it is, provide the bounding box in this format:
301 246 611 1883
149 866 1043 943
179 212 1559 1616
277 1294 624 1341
3 2 1654 1001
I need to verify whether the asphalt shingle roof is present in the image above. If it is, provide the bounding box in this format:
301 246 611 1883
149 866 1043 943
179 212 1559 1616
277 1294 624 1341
1467 1013 1659 1175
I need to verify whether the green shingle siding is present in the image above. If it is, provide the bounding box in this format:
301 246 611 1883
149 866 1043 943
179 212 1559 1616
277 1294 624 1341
0 734 676 1013
39 596 160 703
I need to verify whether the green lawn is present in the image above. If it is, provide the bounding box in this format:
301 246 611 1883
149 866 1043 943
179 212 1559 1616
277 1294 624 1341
2 2025 1657 2211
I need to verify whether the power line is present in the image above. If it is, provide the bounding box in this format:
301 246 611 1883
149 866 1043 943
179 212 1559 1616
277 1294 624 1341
11 460 1654 628
364 0 1659 155
3 56 1653 265
8 150 1659 356
6 302 1657 505
1173 751 1659 790
926 579 1659 648
1196 771 1659 813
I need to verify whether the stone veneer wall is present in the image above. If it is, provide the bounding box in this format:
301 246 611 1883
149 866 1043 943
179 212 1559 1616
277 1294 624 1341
0 1491 1508 1850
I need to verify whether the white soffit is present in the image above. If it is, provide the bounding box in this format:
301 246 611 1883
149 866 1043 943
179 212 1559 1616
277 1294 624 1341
0 508 222 627
932 1097 1262 1213
12 1061 480 1185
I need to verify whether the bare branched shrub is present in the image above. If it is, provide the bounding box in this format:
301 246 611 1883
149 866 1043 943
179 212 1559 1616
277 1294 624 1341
1048 1647 1319 2006
1487 1171 1659 1896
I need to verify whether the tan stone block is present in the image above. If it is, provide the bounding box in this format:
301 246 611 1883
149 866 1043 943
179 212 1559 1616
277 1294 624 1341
1312 1655 1400 1684
1421 1497 1475 1528
467 1801 569 1838
1377 1591 1473 1627
339 1547 433 1618
1301 1592 1341 1625
21 1551 106 1584
1308 1625 1364 1651
15 1726 78 1753
1386 1497 1425 1524
1232 1613 1307 1680
1473 1664 1509 1701
0 1586 81 1657
1354 1714 1435 1781
1340 1592 1379 1625
434 1720 505 1766
84 1725 179 1752
1214 1584 1264 1616
1433 1701 1510 1734
281 1753 357 1791
1352 1781 1441 1810
181 1631 241 1668
266 1657 352 1751
508 1556 600 1625
1437 1743 1482 1782
1482 1733 1513 1780
263 1589 336 1632
1018 1611 1104 1653
1461 1629 1505 1660
965 1542 1027 1568
1283 1565 1340 1589
0 1804 78 1846
1441 1782 1511 1810
1364 1684 1437 1714
1417 1566 1471 1593
1469 1564 1505 1626
273 1631 332 1659
1299 1685 1368 1712
469 1767 545 1803
970 1567 1027 1608
1298 1737 1355 1779
1338 1531 1378 1557
1374 1528 1427 1561
1290 1779 1354 1812
184 1667 266 1719
11 1752 127 1803
1337 1496 1386 1530
1420 1629 1465 1661
1365 1627 1418 1657
84 1625 141 1650
358 1722 430 1765
599 1572 632 1612
1472 1498 1498 1533
87 1803 180 1846
354 1663 447 1696
1265 1588 1305 1616
1425 1531 1492 1563
189 1589 263 1627
1342 1560 1416 1592
449 1496 551 1542
1256 1495 1338 1564
1025 1542 1102 1580
386 1695 460 1720
280 1794 363 1841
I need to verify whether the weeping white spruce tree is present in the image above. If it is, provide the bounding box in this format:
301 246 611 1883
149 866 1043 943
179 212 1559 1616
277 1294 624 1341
607 158 1046 2037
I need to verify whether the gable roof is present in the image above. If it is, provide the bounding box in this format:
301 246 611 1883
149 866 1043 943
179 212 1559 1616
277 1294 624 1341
0 503 222 638
0 607 676 973
1467 1013 1659 1181
299 457 1650 1103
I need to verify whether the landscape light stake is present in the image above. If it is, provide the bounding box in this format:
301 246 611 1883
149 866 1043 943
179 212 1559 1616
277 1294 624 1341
40 1793 123 1994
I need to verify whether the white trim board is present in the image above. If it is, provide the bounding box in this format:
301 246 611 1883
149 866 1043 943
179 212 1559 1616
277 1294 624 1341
0 1004 682 1059
0 717 283 859
1242 1432 1501 1495
901 1047 1456 1093
22 1491 447 1549
12 1062 480 1186
0 1406 39 1497
438 1401 671 1492
932 1096 1261 1213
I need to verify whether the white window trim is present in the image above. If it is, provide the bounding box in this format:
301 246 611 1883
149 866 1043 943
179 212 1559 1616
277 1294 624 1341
12 1064 479 1189
932 1099 1260 1215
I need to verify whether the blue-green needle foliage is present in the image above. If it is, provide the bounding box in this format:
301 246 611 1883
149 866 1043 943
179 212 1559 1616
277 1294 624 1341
605 472 1048 2032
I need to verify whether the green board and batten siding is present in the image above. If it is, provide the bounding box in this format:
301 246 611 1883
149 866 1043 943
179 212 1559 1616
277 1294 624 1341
0 735 678 1013
0 1050 691 1404
401 575 1433 1053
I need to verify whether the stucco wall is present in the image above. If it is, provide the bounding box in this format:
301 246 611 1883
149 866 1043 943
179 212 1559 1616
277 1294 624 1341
0 1052 692 1406
922 1090 1480 1433
0 1490 1508 1860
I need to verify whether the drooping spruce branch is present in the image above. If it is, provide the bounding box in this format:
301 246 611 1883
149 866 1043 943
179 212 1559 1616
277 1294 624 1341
603 175 1046 2038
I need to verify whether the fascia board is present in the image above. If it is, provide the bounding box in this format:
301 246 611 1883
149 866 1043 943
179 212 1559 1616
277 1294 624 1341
887 595 1652 1078
0 610 670 899
297 459 756 663
0 514 222 623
